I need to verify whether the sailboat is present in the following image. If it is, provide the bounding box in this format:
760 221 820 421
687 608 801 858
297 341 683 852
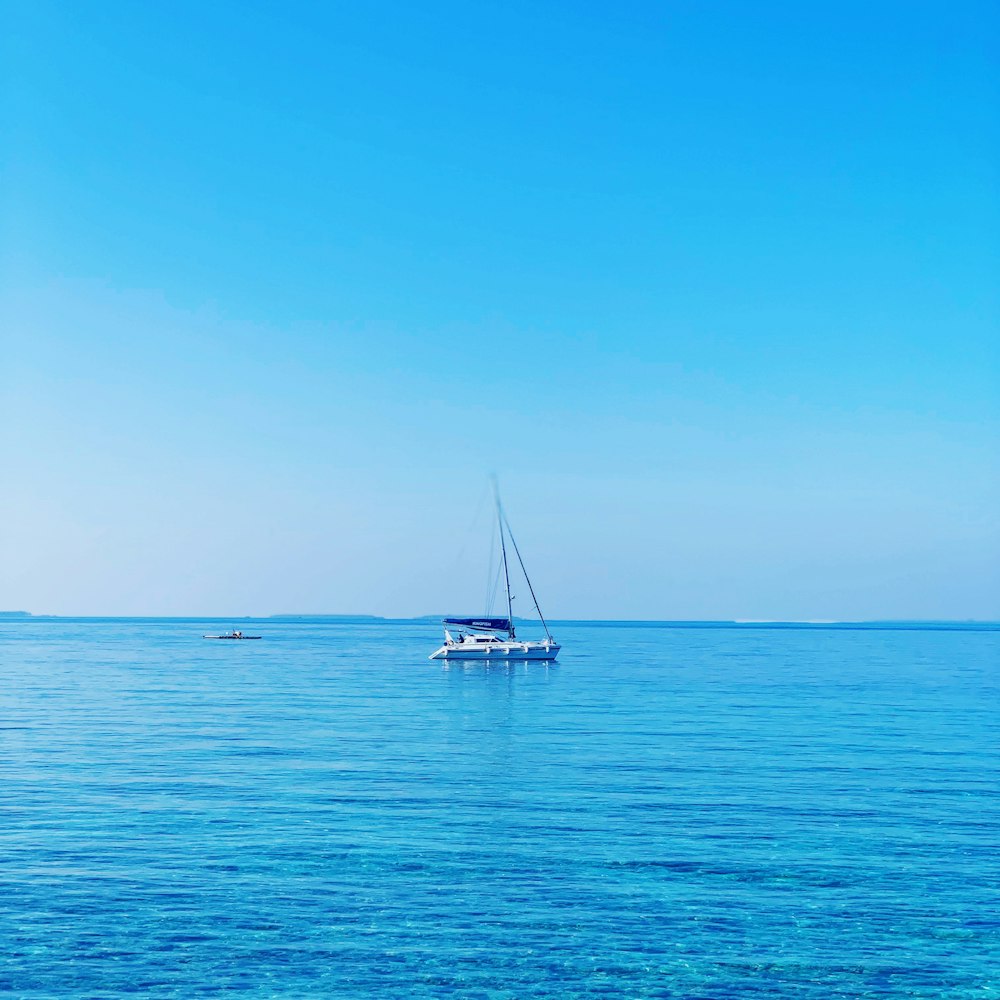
429 488 560 661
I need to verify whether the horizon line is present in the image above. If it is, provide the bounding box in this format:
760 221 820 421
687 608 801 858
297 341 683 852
2 612 998 627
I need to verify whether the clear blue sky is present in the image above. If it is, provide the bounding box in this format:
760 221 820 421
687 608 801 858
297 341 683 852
2 1 997 619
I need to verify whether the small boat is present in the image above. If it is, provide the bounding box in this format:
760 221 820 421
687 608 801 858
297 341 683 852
430 487 560 661
203 630 262 640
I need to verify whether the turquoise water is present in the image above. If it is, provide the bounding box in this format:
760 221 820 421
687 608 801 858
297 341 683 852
1 618 998 997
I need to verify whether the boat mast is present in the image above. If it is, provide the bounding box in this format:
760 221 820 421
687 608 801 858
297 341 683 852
494 482 515 639
502 511 554 643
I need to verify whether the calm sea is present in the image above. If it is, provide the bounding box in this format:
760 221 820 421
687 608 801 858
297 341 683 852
1 618 998 998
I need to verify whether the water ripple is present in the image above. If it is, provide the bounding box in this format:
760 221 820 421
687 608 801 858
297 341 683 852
1 619 997 997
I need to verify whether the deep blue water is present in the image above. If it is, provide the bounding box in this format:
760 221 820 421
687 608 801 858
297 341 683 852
1 618 998 998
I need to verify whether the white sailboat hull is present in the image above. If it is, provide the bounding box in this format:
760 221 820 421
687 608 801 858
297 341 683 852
429 641 560 661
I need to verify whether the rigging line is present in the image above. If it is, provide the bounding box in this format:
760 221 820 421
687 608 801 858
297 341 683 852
486 561 503 617
445 481 492 578
484 517 498 615
502 511 553 643
493 480 515 639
